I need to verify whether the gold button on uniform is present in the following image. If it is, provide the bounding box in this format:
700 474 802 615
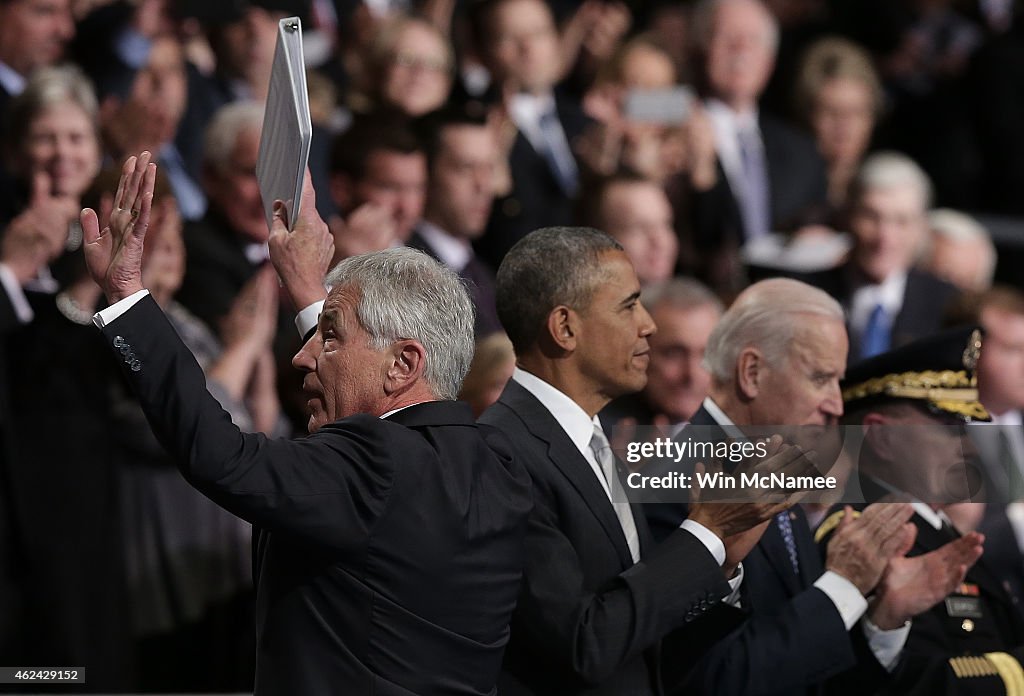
962 619 975 632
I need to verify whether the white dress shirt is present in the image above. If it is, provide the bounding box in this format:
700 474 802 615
416 221 471 273
705 100 763 200
848 271 907 340
0 61 25 98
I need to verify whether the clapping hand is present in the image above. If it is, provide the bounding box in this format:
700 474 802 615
868 531 984 630
81 152 156 303
1 171 78 285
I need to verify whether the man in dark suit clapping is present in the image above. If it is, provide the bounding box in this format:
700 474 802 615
482 227 813 695
81 152 532 695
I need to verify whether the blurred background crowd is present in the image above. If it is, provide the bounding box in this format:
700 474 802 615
1 0 1024 691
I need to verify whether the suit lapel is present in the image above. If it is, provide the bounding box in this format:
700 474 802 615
501 381 636 569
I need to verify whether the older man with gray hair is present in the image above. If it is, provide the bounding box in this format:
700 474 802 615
921 208 997 293
175 101 270 334
689 0 828 265
647 277 981 696
80 152 532 695
800 151 960 363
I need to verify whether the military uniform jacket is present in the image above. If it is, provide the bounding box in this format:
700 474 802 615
817 494 1024 695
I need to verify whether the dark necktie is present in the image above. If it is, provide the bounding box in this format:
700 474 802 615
737 125 770 241
537 109 579 198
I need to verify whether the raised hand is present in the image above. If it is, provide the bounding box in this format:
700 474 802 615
268 169 334 311
868 531 984 630
824 503 916 595
328 201 395 265
222 266 279 353
81 152 156 303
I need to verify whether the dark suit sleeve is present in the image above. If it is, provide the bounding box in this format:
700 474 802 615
0 279 23 335
99 294 393 551
513 489 733 686
681 586 856 696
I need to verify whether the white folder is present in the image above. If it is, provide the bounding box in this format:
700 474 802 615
256 17 312 231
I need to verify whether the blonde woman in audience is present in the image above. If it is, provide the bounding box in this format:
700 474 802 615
795 37 884 214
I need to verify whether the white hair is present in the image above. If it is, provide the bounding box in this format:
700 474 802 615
325 247 475 400
704 278 844 383
925 208 997 288
691 0 781 53
853 151 933 209
202 101 264 176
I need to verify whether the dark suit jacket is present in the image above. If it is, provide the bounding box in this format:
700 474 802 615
408 229 502 337
475 93 588 272
794 265 960 364
688 112 828 254
480 380 739 695
177 210 263 331
646 406 883 696
0 284 25 664
820 486 1024 696
99 295 532 695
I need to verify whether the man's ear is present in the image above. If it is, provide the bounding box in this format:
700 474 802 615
384 340 427 394
862 411 896 459
329 173 354 212
545 305 578 352
736 347 763 400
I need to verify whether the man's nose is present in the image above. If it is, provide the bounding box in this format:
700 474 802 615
292 334 319 372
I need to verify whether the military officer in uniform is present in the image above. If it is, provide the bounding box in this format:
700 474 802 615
820 325 1024 695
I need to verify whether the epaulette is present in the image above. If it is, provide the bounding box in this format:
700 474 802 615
814 509 862 544
949 653 1024 694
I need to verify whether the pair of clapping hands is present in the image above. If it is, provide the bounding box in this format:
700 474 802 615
684 434 983 629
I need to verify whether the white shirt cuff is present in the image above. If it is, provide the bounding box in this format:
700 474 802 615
813 570 868 630
0 263 33 323
92 289 150 328
681 518 725 566
724 562 744 606
295 299 324 338
861 614 910 672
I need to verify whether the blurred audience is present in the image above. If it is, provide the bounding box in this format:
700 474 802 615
689 0 827 260
459 331 516 417
800 151 958 363
0 0 76 113
410 107 502 335
920 207 996 293
470 0 588 269
359 16 453 118
578 172 679 287
175 100 266 333
100 34 205 220
328 115 426 257
794 36 884 216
